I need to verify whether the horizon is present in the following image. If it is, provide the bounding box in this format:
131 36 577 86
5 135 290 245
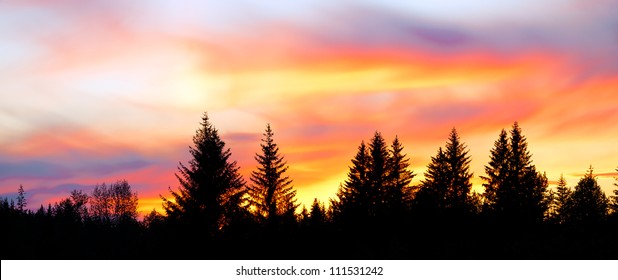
1 0 617 215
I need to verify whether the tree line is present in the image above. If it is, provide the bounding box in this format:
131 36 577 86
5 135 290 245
2 112 617 259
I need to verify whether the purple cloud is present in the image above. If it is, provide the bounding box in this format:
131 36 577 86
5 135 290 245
0 158 151 182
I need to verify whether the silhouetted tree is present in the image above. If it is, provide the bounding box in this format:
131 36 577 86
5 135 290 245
510 123 549 222
539 172 552 220
367 132 390 218
54 197 83 224
334 132 414 223
481 129 509 212
46 203 53 218
142 209 165 229
414 147 448 212
553 174 572 224
0 197 12 212
70 189 89 223
247 124 298 226
610 167 618 215
35 204 46 218
332 140 370 223
567 167 608 225
445 129 474 212
90 180 138 225
482 122 548 223
415 128 473 215
299 206 310 227
91 185 110 222
161 113 245 236
17 185 26 212
385 136 415 216
545 188 556 221
469 191 484 215
309 198 327 227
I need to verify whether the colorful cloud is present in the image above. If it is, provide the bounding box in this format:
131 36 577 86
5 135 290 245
1 0 617 214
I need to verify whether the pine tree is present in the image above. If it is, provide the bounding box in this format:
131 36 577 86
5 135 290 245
415 128 473 215
415 147 449 212
161 113 245 235
544 193 556 222
444 128 473 212
368 131 390 218
54 197 82 224
510 122 547 222
554 174 572 224
334 132 415 223
482 122 548 223
332 141 371 222
567 166 608 225
17 185 26 212
299 206 310 227
142 209 165 229
0 198 9 213
34 204 45 223
538 172 552 221
35 204 46 218
469 191 484 215
609 167 618 215
385 136 415 215
46 203 53 218
247 124 298 225
309 198 327 227
481 129 510 212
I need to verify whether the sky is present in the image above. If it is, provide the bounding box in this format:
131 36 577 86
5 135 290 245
1 0 617 214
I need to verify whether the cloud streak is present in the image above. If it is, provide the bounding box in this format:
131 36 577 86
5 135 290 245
1 0 617 211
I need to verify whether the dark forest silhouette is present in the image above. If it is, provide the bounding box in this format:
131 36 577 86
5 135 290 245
2 112 617 259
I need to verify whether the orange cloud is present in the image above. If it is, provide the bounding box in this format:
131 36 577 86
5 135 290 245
3 1 617 213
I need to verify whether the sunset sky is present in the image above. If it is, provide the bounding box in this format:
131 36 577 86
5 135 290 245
1 0 617 214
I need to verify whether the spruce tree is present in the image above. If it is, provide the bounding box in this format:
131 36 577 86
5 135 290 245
554 174 572 224
415 128 473 215
46 204 53 218
545 188 556 221
444 128 473 212
142 209 165 229
332 141 370 222
161 113 245 236
247 124 298 225
610 167 618 215
481 129 510 212
309 198 327 226
368 132 390 218
386 136 415 215
538 172 551 221
299 206 310 227
510 122 547 222
482 122 548 222
36 204 45 217
17 185 26 212
567 167 608 225
334 132 415 223
415 147 449 212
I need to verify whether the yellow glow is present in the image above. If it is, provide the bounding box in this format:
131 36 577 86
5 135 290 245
138 198 168 215
295 173 348 209
171 73 232 110
198 56 547 108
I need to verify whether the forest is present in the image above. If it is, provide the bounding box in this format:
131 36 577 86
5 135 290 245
2 112 617 259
